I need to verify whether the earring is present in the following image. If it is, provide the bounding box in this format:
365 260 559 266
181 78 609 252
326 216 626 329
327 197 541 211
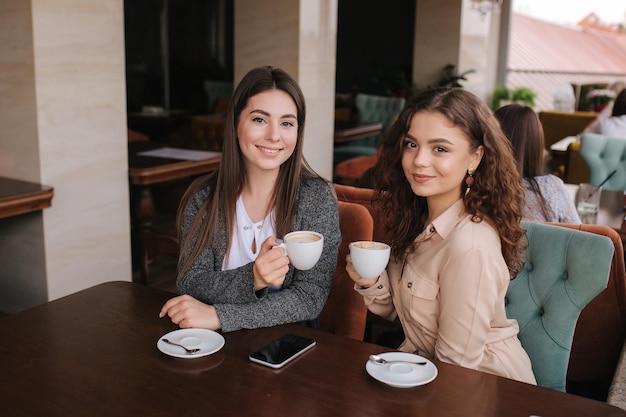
465 169 475 197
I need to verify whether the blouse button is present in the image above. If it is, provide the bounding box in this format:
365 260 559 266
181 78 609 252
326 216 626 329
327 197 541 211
430 226 435 233
377 284 383 289
407 282 413 288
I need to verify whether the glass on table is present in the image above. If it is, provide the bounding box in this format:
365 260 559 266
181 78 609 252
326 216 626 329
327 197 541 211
576 183 602 224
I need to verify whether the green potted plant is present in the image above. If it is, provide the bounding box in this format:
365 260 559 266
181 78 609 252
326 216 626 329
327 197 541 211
437 64 476 88
512 87 537 108
491 84 513 110
491 85 537 109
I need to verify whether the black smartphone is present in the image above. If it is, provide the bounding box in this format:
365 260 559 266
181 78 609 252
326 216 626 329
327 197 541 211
249 333 316 369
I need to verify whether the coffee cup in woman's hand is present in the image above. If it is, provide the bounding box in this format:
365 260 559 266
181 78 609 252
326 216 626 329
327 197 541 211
274 231 324 270
349 241 390 279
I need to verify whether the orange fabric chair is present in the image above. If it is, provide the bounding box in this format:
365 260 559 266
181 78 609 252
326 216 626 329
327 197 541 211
333 183 388 243
319 200 372 340
128 128 150 143
334 153 379 185
333 184 401 342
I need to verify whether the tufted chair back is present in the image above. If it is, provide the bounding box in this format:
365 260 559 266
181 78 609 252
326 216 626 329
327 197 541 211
203 80 233 113
333 94 405 166
506 220 613 391
354 94 405 147
579 133 626 191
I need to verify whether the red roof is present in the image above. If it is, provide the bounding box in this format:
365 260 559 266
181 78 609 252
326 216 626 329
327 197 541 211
506 13 626 111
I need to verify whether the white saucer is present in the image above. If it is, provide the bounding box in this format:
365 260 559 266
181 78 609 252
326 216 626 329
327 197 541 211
366 352 438 388
157 328 225 359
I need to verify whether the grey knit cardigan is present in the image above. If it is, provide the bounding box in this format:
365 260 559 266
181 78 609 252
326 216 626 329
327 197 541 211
177 176 341 332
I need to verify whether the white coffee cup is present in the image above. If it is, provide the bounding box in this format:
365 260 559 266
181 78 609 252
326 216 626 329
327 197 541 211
349 241 391 279
275 231 324 270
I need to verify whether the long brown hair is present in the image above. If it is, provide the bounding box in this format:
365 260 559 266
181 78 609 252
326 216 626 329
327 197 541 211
373 87 526 276
495 103 553 220
176 66 319 277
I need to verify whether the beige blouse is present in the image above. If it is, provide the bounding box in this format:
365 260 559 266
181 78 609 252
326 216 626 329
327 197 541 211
357 199 536 385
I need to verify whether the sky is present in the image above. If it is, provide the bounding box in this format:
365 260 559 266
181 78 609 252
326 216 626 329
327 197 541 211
512 0 626 25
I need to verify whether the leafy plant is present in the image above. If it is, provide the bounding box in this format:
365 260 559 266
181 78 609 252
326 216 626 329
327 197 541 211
585 89 616 105
437 64 476 88
491 84 513 109
491 85 536 109
512 87 537 108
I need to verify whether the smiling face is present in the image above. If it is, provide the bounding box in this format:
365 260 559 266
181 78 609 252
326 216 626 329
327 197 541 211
401 110 483 219
237 89 298 177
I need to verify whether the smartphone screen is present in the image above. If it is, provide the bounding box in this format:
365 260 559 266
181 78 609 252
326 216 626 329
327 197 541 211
249 333 316 369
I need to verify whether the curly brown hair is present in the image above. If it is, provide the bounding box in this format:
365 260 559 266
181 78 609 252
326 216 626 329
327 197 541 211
372 87 526 276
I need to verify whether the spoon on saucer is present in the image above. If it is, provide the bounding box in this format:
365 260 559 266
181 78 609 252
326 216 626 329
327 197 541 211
161 338 201 354
369 354 427 366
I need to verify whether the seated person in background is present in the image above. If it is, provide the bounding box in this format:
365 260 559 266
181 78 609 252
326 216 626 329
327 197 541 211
495 104 581 224
160 66 341 332
586 88 626 139
347 87 536 385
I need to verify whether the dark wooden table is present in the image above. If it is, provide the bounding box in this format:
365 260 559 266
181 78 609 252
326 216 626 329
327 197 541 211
128 143 221 284
1 281 624 417
334 120 383 144
0 177 54 219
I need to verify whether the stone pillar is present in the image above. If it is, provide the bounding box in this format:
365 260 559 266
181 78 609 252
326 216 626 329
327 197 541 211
0 0 132 312
413 0 463 91
412 0 502 103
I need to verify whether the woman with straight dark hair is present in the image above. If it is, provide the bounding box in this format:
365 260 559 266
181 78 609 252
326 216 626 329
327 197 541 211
160 66 341 332
495 103 580 223
347 88 536 384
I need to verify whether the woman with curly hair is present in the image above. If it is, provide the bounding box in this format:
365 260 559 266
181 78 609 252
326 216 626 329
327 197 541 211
347 87 536 384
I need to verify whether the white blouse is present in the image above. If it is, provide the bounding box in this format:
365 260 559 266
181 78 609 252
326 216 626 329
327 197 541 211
589 114 626 139
223 195 276 271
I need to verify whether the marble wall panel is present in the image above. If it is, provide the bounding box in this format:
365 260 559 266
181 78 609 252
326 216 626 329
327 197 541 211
414 0 463 90
30 0 132 300
0 0 132 311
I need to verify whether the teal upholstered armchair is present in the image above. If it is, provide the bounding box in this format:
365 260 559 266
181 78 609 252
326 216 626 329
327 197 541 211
333 93 405 166
579 132 626 191
506 221 613 391
203 80 233 113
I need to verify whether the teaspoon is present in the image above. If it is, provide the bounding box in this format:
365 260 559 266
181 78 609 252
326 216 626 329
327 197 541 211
161 338 201 354
369 354 427 366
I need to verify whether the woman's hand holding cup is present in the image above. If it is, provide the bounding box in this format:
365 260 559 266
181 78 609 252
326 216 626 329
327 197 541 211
253 237 290 290
347 241 391 288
